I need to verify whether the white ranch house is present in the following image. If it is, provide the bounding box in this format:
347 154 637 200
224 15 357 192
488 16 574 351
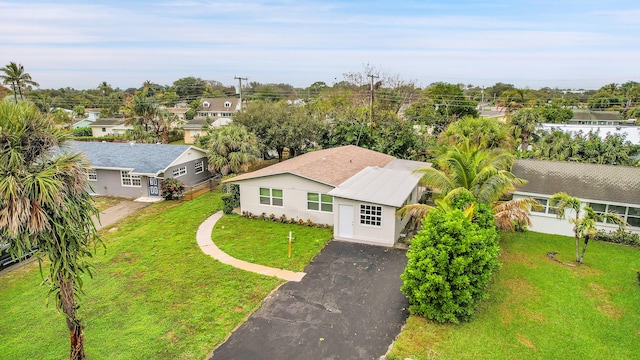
512 159 640 236
226 146 430 247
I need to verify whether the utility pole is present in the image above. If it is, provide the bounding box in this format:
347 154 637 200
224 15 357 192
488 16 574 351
235 76 248 109
368 74 379 133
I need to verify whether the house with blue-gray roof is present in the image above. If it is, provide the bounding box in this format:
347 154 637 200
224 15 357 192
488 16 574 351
66 141 211 198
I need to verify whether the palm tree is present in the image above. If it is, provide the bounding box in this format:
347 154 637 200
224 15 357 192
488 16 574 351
0 61 40 102
398 140 532 231
122 89 158 132
510 108 542 152
416 140 525 204
549 192 625 264
439 116 513 150
206 124 260 176
0 102 99 359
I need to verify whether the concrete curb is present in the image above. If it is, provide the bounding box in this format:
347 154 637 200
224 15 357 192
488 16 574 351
196 211 306 282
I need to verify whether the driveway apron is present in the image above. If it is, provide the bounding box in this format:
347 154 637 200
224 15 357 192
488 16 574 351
211 241 409 360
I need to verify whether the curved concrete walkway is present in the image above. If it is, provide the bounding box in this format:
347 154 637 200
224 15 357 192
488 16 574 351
196 211 306 282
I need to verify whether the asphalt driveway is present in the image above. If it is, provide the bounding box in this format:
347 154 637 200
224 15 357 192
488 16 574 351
210 241 409 360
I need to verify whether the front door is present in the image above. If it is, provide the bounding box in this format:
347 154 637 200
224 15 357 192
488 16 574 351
338 204 354 238
148 177 160 196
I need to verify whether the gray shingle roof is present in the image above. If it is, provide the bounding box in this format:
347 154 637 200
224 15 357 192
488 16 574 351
571 110 622 121
198 98 240 111
512 159 640 205
90 118 125 126
183 117 213 130
65 141 205 175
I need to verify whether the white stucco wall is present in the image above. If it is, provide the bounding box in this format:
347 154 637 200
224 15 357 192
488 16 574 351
332 198 397 247
234 174 335 225
513 194 640 236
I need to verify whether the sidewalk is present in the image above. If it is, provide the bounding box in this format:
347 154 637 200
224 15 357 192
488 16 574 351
196 211 306 282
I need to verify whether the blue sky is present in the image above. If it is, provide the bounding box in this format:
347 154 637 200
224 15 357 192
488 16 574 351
1 0 639 90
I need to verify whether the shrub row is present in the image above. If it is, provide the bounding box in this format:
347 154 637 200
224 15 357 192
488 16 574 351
241 211 332 229
594 228 640 247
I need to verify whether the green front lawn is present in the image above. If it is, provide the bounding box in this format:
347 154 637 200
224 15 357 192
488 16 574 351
213 214 333 272
388 231 640 360
0 190 286 359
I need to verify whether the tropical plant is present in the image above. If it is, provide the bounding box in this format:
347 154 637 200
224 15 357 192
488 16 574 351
415 141 525 204
160 178 185 200
439 116 512 149
510 108 542 152
400 194 500 323
549 192 625 264
398 141 532 231
0 61 40 102
0 101 100 359
206 124 260 176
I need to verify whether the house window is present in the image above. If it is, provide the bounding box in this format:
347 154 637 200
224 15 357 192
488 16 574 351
87 168 97 181
590 202 640 227
194 160 204 174
224 101 231 108
203 101 210 108
101 127 106 132
260 188 283 207
307 193 333 212
172 166 187 177
360 204 382 227
627 207 640 227
121 171 141 187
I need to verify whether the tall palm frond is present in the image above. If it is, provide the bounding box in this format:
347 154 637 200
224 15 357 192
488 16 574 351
493 197 541 231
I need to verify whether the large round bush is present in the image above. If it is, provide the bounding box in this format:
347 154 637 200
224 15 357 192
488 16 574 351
401 205 500 323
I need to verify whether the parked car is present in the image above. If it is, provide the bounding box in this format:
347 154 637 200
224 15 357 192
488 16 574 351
0 241 38 270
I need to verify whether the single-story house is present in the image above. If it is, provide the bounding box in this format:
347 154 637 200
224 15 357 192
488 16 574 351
568 109 630 126
72 118 95 129
90 118 133 137
226 145 430 247
183 117 232 144
511 159 640 236
66 141 212 198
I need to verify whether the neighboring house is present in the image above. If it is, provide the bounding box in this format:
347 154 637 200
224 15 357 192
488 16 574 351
538 123 640 145
226 146 430 247
90 118 133 137
164 107 189 123
72 118 95 129
85 108 101 121
182 97 241 144
197 97 241 118
183 117 232 144
568 109 631 125
67 141 211 198
511 159 640 236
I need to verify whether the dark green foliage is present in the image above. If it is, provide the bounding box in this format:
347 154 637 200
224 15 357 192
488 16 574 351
401 206 501 323
528 129 639 166
221 183 239 214
160 178 184 200
594 228 640 247
72 127 92 137
221 194 234 215
229 184 240 208
536 105 573 123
